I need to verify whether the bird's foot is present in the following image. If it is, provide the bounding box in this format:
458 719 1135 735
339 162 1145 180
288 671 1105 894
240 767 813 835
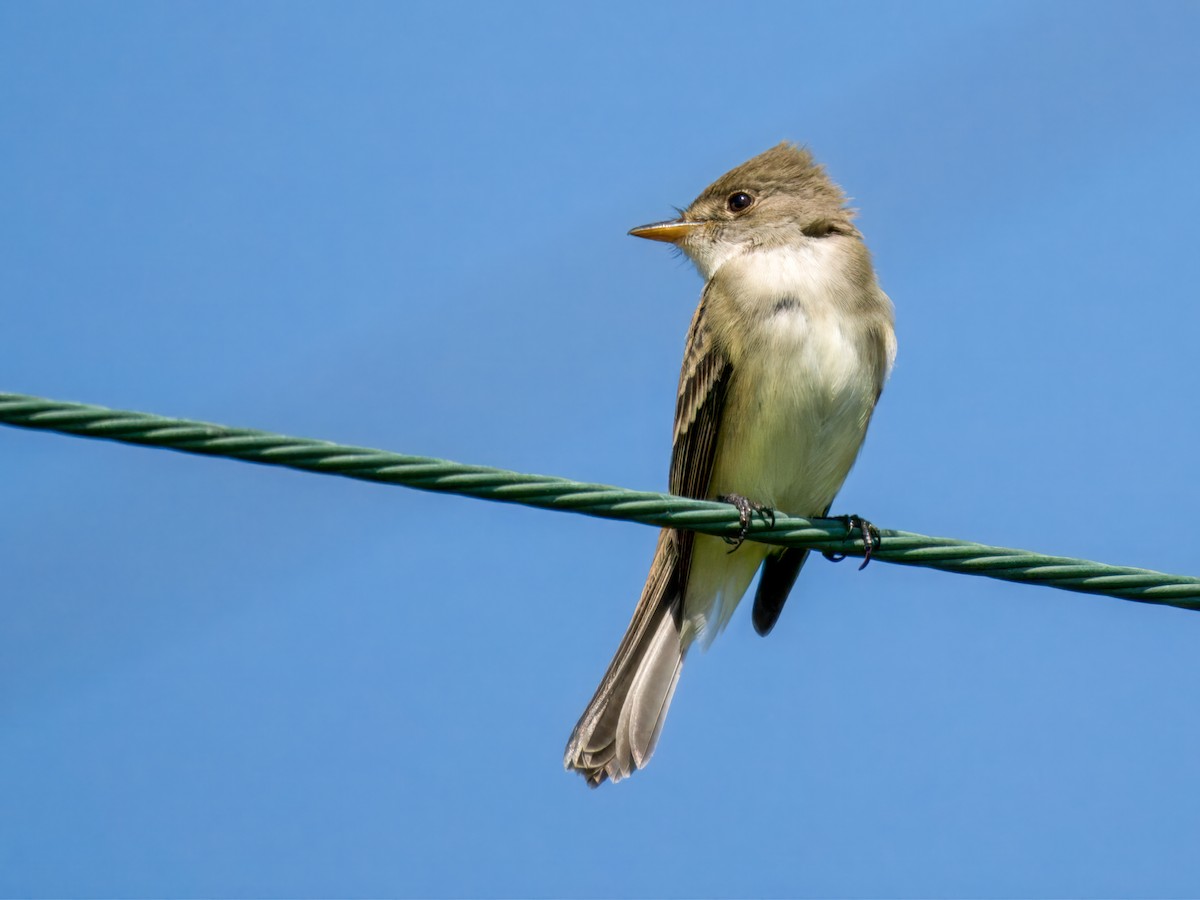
821 514 881 570
719 493 776 552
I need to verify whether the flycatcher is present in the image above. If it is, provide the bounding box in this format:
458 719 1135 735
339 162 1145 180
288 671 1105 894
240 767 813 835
564 142 896 786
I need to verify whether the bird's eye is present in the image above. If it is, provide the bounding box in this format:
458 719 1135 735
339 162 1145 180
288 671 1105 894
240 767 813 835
727 192 754 212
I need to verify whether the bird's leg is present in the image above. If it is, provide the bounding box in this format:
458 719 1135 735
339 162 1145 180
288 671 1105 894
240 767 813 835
719 493 775 552
821 514 881 570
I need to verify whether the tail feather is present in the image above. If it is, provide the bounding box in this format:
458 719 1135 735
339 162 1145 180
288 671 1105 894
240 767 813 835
564 531 685 787
614 609 683 773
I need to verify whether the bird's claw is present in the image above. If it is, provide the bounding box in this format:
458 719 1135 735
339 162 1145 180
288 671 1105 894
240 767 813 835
719 493 775 552
821 514 881 570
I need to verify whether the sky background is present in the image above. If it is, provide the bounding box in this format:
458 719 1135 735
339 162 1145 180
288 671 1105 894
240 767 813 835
2 2 1199 897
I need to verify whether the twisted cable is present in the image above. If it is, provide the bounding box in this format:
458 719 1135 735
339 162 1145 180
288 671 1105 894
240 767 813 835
2 391 1197 610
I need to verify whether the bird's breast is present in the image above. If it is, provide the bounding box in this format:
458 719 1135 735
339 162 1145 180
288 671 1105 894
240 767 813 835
705 243 883 515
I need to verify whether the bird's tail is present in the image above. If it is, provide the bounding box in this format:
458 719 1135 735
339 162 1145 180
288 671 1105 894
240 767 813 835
564 530 686 787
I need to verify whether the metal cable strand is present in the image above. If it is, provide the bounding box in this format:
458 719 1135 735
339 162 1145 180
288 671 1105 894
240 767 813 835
3 391 1198 610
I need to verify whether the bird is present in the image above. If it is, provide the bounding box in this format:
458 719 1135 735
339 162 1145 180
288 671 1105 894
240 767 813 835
563 142 896 786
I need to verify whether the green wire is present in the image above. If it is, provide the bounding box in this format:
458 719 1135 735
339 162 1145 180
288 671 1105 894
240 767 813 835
2 391 1197 610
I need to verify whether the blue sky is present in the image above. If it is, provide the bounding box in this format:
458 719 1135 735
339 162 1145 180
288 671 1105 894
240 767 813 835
3 2 1200 897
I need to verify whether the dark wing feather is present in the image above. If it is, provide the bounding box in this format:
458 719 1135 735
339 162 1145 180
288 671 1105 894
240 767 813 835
667 283 732 584
669 283 731 502
752 549 808 636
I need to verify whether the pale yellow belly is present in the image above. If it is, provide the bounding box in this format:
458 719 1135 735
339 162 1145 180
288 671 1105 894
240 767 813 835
681 308 879 644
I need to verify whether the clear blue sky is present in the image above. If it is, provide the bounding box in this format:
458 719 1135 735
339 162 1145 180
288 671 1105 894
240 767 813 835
3 2 1199 897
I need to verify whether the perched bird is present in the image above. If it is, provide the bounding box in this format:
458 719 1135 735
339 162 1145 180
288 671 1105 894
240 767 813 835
564 142 896 786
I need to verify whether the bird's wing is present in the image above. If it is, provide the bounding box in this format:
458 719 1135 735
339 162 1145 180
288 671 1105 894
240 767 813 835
669 282 732 505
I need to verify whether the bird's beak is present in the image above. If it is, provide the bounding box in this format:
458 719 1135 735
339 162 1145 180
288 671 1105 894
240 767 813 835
628 218 699 244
